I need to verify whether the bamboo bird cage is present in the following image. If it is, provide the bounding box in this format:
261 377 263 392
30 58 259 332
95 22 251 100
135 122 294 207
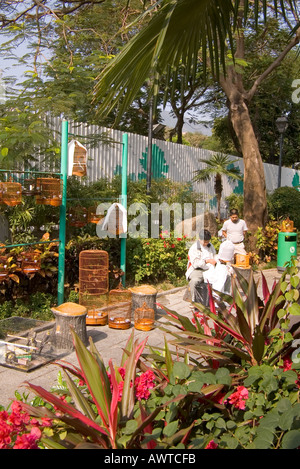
21 251 41 275
134 302 155 331
107 282 132 329
35 177 63 206
72 141 87 177
2 181 22 206
69 206 88 228
79 250 109 323
87 206 104 225
21 177 41 197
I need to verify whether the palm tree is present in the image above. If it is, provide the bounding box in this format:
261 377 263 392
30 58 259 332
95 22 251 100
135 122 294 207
193 154 242 221
93 0 299 236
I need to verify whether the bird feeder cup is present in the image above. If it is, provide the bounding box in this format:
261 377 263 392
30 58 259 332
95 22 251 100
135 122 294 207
35 177 63 206
2 182 22 207
134 302 155 331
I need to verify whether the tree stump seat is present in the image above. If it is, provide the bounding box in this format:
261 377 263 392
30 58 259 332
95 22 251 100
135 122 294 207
51 302 88 351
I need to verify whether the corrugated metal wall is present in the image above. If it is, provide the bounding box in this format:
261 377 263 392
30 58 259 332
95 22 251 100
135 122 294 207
42 116 300 216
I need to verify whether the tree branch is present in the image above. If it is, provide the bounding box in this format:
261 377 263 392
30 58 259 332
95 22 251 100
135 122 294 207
246 27 300 101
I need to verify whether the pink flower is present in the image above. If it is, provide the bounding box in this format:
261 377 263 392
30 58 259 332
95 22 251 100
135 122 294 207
226 386 249 410
13 427 41 449
135 370 155 401
205 440 218 449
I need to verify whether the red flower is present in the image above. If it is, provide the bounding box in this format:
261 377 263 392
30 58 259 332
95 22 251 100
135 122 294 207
205 440 218 449
226 386 249 410
13 427 41 449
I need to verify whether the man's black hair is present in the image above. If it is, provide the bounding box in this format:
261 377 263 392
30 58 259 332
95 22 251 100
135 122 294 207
199 229 211 241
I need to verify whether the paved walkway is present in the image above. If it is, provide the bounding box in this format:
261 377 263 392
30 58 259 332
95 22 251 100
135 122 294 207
0 268 282 409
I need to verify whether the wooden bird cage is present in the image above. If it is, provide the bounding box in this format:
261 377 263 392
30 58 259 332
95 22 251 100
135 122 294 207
109 282 132 305
107 205 125 235
0 256 8 281
2 181 22 207
21 251 41 275
134 302 155 331
86 307 108 326
87 206 104 224
79 250 109 307
235 254 250 268
108 302 131 330
72 141 87 177
107 282 132 329
281 217 294 232
35 177 63 206
21 177 41 197
69 206 88 228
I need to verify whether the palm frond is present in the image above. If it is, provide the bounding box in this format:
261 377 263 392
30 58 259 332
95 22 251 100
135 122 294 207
93 0 296 121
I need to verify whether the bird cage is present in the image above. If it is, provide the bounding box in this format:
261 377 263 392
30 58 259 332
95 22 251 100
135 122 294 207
0 256 8 281
235 253 250 268
134 302 155 331
2 181 22 206
86 306 108 326
87 206 104 224
106 204 125 235
35 177 63 206
108 302 131 330
281 217 294 232
79 250 109 307
69 140 87 177
109 282 132 305
69 206 88 228
21 177 41 197
21 251 41 275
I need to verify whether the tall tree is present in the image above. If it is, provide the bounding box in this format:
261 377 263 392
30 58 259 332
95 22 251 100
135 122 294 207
93 0 300 236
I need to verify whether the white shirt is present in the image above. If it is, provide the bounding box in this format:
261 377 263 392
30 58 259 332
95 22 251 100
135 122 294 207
186 241 216 280
221 218 248 244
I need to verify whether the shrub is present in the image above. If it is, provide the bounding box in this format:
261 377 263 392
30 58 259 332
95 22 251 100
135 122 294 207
268 186 300 230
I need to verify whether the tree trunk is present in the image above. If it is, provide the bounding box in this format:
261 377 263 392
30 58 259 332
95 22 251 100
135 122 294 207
220 75 268 240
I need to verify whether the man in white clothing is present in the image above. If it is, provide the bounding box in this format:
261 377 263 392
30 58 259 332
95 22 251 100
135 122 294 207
186 229 216 304
221 208 248 255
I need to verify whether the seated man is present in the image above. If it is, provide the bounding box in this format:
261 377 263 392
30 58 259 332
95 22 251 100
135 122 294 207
185 229 217 305
203 239 235 295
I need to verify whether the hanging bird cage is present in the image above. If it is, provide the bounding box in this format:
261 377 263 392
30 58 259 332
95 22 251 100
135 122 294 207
72 141 87 177
79 250 109 308
69 206 88 228
0 256 8 281
21 251 41 275
2 181 22 206
21 177 41 197
87 206 104 224
235 253 250 268
35 177 63 206
0 183 3 204
134 302 155 331
106 204 125 235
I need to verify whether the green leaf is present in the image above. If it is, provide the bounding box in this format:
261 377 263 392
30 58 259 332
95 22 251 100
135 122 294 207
172 361 191 380
281 430 300 449
252 325 265 364
163 420 179 437
289 303 300 316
